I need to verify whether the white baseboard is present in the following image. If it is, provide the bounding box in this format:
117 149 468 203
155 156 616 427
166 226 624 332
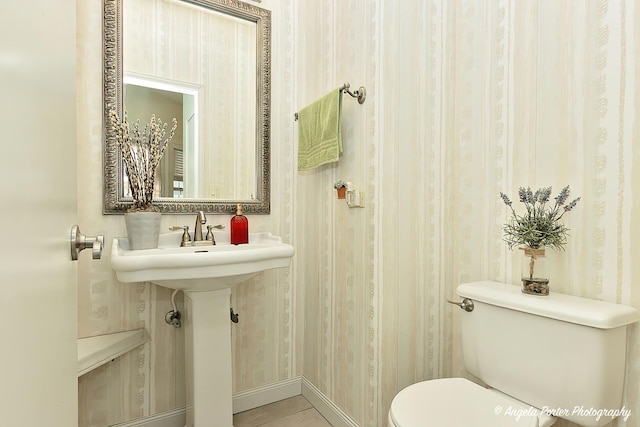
111 376 359 427
232 376 302 414
301 377 359 427
110 377 302 427
110 408 185 427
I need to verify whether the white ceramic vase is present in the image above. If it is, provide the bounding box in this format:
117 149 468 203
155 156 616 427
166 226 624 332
124 212 162 250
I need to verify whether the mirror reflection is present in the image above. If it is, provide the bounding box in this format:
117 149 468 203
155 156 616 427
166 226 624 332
103 0 271 214
123 78 194 199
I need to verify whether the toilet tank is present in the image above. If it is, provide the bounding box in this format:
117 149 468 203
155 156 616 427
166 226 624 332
457 281 639 427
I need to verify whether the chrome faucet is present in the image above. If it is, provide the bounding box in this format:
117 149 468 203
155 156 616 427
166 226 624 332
170 214 224 247
194 211 207 241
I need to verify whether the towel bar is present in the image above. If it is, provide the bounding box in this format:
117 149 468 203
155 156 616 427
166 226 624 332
294 82 366 120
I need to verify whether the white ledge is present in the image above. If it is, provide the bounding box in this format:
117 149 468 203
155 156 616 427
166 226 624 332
77 329 150 377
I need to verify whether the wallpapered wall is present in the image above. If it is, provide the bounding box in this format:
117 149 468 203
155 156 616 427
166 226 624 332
76 0 297 425
77 0 639 426
296 0 639 426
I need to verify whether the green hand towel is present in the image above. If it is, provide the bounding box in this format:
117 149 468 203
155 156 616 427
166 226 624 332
297 88 343 171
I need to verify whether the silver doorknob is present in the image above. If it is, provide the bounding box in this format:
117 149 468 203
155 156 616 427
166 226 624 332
447 298 474 312
70 225 105 261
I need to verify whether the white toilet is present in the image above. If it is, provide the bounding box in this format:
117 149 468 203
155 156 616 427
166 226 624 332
388 281 639 427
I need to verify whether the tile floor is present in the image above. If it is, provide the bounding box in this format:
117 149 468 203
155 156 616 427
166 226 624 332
233 395 333 427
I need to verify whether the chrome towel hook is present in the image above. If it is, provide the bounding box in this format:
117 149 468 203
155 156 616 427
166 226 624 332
447 298 474 312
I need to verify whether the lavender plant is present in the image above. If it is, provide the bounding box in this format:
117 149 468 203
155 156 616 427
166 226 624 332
108 109 178 212
499 186 580 250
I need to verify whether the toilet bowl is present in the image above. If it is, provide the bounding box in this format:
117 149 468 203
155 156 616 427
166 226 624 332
388 378 555 427
387 281 639 427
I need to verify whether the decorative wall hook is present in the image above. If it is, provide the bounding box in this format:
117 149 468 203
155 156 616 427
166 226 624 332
340 82 366 104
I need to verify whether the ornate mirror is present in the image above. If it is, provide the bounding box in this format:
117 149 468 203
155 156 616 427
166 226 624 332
103 0 271 214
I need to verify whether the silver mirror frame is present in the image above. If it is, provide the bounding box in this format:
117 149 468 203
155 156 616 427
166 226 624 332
103 0 271 214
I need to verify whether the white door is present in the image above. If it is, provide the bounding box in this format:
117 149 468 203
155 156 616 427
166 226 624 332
0 0 78 425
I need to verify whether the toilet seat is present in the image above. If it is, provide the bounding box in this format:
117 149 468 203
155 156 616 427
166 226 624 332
388 378 542 427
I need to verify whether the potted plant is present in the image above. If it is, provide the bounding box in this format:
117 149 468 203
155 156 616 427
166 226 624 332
499 186 580 295
108 109 177 249
334 180 347 199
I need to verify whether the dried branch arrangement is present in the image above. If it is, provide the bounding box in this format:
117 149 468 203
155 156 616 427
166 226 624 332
108 109 178 212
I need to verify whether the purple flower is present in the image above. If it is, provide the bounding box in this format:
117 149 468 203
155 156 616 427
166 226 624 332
555 185 570 206
564 197 581 212
518 188 527 202
500 192 512 206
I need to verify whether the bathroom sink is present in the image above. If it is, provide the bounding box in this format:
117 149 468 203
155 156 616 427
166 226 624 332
111 230 295 291
112 229 294 426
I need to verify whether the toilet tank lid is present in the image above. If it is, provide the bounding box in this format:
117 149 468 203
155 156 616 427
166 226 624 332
457 281 640 329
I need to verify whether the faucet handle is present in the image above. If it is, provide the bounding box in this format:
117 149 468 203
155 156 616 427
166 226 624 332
206 225 216 245
170 226 191 246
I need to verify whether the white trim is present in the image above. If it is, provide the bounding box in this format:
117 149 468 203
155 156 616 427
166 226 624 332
110 408 185 427
232 376 302 414
110 377 360 427
110 377 303 427
301 377 359 427
123 72 202 95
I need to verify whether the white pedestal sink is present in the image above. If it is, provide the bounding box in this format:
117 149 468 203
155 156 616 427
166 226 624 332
111 230 294 427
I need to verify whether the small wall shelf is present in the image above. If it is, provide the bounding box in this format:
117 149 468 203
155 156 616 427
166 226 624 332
77 329 150 377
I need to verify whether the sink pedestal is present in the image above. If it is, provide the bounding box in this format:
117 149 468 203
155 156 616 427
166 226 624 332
184 288 233 427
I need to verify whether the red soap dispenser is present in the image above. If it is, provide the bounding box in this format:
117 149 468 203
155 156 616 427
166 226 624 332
230 204 248 245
